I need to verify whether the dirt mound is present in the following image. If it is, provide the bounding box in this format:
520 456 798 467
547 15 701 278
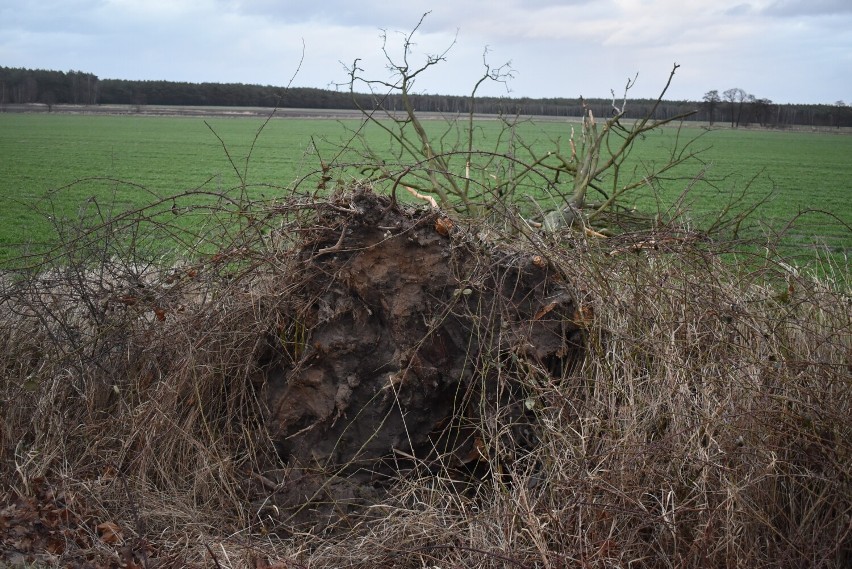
260 189 584 524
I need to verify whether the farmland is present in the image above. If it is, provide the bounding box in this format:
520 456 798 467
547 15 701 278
1 111 850 264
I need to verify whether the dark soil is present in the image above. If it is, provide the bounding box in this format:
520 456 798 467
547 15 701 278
259 189 584 527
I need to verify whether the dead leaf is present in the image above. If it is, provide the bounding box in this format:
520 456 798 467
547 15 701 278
45 534 66 554
119 295 138 306
573 305 594 328
96 521 123 545
13 535 34 552
434 216 453 236
459 436 488 464
40 507 63 529
100 464 118 482
534 301 558 320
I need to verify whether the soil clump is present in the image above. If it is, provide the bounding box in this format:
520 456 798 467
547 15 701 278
259 188 584 526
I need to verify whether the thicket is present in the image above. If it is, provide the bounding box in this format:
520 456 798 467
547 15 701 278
1 19 849 568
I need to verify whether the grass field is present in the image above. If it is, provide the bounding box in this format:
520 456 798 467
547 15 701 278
0 113 333 261
1 112 850 264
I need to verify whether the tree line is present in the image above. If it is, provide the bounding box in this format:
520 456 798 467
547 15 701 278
2 66 850 128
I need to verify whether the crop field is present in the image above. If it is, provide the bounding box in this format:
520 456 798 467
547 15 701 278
1 112 850 264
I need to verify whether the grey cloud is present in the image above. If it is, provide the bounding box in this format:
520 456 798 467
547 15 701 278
764 0 852 17
223 0 596 31
724 3 757 17
222 0 437 28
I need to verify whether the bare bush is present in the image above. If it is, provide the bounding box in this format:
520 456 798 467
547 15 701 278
333 13 710 240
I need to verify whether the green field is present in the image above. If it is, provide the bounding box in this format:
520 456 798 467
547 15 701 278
1 112 850 264
0 114 338 261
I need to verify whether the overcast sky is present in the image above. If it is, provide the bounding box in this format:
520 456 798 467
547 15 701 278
1 0 850 104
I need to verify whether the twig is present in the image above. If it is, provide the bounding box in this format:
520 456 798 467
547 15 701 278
251 471 280 492
313 224 348 257
405 186 439 209
389 166 413 208
204 543 224 569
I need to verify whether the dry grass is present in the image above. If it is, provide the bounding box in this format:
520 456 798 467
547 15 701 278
1 187 849 568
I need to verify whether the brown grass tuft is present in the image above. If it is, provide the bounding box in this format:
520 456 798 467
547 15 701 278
1 187 849 568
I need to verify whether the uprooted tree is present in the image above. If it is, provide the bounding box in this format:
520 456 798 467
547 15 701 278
0 15 849 569
337 12 705 236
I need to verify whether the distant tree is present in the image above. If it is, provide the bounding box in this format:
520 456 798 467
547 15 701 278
829 100 850 128
741 92 757 127
752 97 773 127
131 91 147 113
740 93 756 126
40 90 56 112
723 88 747 127
722 88 738 127
702 90 720 125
